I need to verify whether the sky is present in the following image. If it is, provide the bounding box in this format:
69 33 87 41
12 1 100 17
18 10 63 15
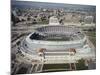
11 0 96 12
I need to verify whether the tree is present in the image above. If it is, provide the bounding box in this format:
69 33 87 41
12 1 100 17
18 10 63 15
76 59 88 70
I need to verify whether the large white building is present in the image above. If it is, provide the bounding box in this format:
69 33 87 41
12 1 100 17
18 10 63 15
12 16 95 74
84 16 94 24
19 25 95 64
49 16 60 25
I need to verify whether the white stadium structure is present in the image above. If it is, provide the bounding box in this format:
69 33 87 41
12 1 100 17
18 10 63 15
12 12 95 74
13 16 95 73
19 25 95 65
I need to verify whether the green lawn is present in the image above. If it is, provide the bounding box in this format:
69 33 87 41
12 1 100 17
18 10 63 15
89 37 96 47
86 31 96 37
43 64 70 70
85 31 96 47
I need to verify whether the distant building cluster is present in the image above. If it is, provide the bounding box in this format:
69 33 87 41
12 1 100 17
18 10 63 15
11 7 96 26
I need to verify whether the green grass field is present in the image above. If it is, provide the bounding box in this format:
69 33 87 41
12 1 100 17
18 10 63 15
43 64 70 70
85 31 96 47
43 61 88 72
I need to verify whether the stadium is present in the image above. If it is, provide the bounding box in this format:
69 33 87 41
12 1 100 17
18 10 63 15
19 25 95 65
